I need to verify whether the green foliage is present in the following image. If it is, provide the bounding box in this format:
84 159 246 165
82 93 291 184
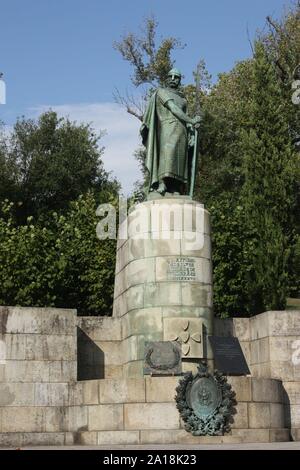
196 59 255 201
0 111 119 222
0 112 119 316
240 42 298 313
262 8 300 84
210 198 253 318
0 193 116 315
290 234 300 296
198 14 300 316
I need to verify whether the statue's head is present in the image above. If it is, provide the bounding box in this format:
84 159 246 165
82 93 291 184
167 68 182 88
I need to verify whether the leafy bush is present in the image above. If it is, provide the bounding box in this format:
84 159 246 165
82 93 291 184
0 193 116 315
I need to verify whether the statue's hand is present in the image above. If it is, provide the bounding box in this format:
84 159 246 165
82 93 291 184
192 115 202 128
188 134 195 147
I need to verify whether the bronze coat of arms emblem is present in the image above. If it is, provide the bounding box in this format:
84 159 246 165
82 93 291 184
175 362 236 436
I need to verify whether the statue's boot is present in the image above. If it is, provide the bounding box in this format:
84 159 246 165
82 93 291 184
157 180 167 195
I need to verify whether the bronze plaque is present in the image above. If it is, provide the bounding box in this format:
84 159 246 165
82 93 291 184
187 375 222 419
144 341 182 375
175 363 237 435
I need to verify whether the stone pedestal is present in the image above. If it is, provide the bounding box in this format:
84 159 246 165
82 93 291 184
112 198 213 377
0 307 294 445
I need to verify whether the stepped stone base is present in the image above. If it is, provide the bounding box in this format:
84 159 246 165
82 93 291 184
0 429 291 447
0 375 291 445
1 306 299 446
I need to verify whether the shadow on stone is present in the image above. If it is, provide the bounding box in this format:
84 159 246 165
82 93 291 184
214 318 234 337
77 327 104 380
282 386 292 435
203 324 208 357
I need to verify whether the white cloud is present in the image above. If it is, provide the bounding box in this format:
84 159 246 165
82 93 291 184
2 124 13 137
29 102 142 195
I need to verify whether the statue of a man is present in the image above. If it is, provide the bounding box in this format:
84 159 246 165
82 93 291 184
140 68 201 196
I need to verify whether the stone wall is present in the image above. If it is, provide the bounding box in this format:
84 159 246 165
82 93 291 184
0 306 78 446
0 306 298 445
77 317 122 380
215 310 300 437
43 376 289 445
0 306 77 385
0 375 288 446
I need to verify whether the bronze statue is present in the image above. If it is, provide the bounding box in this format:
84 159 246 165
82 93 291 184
140 68 201 197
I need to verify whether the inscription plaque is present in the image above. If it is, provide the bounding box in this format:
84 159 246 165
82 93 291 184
209 336 250 375
144 341 182 375
167 257 196 281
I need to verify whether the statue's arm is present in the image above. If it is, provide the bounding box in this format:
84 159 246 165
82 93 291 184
166 100 193 124
165 100 201 126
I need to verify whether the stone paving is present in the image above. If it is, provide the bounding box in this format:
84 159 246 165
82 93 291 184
1 442 300 450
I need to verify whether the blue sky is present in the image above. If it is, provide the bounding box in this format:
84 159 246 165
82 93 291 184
0 0 292 193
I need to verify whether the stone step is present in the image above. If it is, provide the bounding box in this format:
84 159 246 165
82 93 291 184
0 428 290 447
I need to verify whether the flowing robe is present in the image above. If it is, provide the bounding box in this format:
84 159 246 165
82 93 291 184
141 87 189 191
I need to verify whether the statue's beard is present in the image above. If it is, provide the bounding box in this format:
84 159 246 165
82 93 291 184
167 79 179 89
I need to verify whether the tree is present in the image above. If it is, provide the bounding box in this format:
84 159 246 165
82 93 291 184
0 193 117 315
113 16 184 120
0 111 120 315
0 123 16 202
240 42 298 313
263 5 300 297
193 5 300 316
196 59 254 203
0 111 119 222
263 4 300 86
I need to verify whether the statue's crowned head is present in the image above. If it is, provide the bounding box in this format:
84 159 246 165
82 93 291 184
167 68 182 88
168 68 182 80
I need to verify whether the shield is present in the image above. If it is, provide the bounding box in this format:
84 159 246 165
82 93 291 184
187 376 222 420
175 363 237 436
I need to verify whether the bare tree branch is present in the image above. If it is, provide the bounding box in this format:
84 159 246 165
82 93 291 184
266 15 282 35
113 16 183 89
246 23 254 55
113 88 145 121
264 15 292 81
